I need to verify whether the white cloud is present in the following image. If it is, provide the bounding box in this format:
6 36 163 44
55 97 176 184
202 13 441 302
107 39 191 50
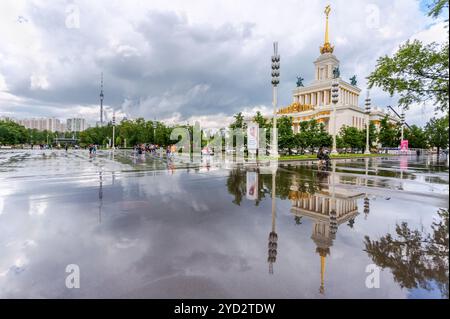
0 73 7 91
410 21 448 44
30 73 50 90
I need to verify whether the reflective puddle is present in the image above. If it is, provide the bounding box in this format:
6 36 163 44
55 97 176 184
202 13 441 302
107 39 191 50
0 150 448 298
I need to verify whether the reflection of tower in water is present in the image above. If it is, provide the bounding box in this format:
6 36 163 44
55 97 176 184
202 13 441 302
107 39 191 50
364 196 370 220
268 167 278 275
98 170 103 224
290 164 363 295
364 158 370 220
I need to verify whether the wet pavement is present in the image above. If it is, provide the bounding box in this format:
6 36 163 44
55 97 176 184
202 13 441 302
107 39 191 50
0 149 448 298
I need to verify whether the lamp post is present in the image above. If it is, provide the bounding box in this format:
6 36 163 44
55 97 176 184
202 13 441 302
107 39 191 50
400 110 405 142
364 90 371 154
268 163 278 275
271 42 280 157
112 110 116 150
330 79 339 154
153 118 157 144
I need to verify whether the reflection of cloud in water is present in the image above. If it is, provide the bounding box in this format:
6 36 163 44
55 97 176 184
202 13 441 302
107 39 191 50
28 195 48 216
0 153 447 298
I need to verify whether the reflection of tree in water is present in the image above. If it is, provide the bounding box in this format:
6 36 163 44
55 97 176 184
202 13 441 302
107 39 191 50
226 168 247 205
364 208 449 298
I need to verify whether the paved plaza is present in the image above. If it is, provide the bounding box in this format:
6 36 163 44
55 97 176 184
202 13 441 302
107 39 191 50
0 150 448 298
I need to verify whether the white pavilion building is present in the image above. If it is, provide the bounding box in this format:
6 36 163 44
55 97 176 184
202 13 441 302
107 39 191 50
277 5 397 134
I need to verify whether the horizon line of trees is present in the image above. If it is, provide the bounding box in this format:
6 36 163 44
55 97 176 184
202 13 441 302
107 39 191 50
1 112 448 154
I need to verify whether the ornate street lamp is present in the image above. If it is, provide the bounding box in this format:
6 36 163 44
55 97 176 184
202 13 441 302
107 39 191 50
271 42 280 157
330 78 339 154
112 110 116 150
400 110 405 142
364 90 371 154
153 118 157 144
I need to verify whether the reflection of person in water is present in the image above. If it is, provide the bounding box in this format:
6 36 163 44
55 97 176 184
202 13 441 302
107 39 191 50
317 147 330 169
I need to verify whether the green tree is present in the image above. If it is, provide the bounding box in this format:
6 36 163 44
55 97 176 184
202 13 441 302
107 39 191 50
277 116 295 154
361 122 378 151
294 120 332 154
404 125 428 149
367 1 449 113
253 111 267 128
228 112 247 151
425 115 449 154
229 112 246 130
338 126 364 151
378 115 400 147
115 136 122 147
0 120 28 145
311 120 332 149
294 121 310 154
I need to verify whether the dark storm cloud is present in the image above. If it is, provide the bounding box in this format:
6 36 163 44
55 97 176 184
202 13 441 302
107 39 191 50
0 0 443 125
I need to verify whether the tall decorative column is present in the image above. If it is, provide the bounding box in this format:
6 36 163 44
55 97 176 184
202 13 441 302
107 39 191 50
331 79 339 154
271 42 280 157
364 90 371 154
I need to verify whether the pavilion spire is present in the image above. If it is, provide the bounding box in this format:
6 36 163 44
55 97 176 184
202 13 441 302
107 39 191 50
320 5 334 54
320 255 326 294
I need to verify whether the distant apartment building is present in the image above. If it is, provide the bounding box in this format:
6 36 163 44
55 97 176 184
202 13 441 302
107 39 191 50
0 116 14 122
66 118 87 132
14 117 65 132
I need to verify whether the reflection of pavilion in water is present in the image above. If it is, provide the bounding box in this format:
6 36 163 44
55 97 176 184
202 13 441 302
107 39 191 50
289 169 365 295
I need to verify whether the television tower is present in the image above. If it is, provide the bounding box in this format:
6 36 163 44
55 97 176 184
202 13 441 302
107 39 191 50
100 72 104 126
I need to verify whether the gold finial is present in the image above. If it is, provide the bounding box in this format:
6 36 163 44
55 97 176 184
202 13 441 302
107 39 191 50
320 5 334 54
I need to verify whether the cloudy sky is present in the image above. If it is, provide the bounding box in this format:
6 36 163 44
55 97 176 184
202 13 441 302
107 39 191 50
0 0 447 128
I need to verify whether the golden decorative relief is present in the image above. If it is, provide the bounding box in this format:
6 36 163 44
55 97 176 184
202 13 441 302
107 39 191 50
289 191 312 201
277 102 314 114
320 42 334 54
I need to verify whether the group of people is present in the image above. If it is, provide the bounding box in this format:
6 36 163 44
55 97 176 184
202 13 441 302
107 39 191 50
132 143 177 159
88 144 98 155
317 147 331 169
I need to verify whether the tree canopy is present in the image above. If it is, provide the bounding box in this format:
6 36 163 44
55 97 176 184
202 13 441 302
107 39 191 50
425 115 449 153
367 0 449 113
